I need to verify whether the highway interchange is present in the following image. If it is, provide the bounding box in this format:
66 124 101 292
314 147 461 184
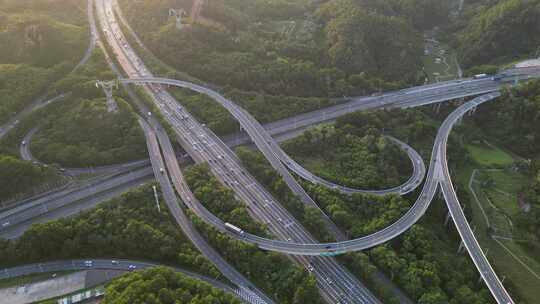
98 0 525 301
2 0 540 303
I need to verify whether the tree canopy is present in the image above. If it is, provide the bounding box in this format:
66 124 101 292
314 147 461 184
0 154 58 201
454 0 540 67
118 0 432 99
104 266 241 304
31 97 147 167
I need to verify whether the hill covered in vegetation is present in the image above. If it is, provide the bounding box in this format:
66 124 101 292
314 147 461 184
452 0 540 68
0 155 59 201
119 0 451 99
0 0 88 124
32 97 146 167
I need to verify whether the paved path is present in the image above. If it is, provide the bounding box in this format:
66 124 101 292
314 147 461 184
0 271 86 304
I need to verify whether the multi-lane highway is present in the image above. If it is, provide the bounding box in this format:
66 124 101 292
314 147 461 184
138 117 273 304
0 166 154 239
117 68 540 199
5 112 418 241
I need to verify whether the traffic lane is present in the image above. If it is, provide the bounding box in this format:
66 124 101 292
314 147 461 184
437 93 512 304
0 168 154 235
0 174 152 239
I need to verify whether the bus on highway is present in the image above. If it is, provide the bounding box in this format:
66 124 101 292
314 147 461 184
472 73 489 79
225 222 244 235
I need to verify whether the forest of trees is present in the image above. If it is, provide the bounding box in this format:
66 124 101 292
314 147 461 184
452 0 540 67
315 0 424 81
103 267 241 304
118 0 449 100
0 155 58 201
282 124 410 189
474 80 540 157
0 64 66 124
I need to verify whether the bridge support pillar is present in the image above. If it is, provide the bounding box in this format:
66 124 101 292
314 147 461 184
96 80 119 113
152 185 161 212
444 211 451 226
434 103 441 114
169 8 187 29
477 274 484 284
457 240 465 254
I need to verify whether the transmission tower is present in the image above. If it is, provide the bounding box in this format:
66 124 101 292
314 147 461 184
96 80 119 113
169 8 187 30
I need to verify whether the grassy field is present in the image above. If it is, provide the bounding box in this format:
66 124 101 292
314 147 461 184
466 142 514 167
456 141 540 303
477 169 528 216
